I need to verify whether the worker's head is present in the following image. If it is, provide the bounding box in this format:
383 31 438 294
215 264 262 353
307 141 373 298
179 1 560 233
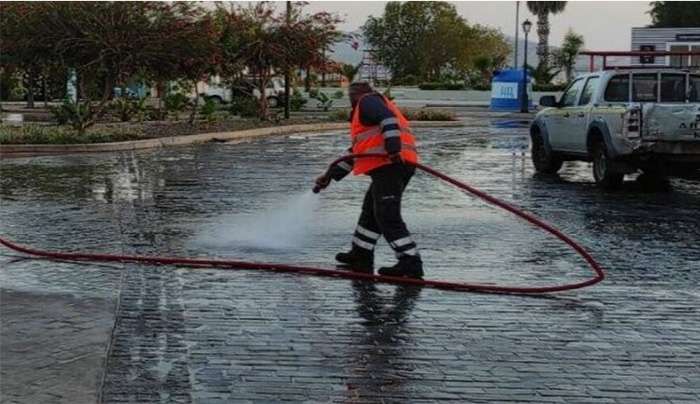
349 82 373 107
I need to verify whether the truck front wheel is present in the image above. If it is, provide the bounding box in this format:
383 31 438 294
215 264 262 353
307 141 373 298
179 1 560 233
592 141 624 190
531 134 563 174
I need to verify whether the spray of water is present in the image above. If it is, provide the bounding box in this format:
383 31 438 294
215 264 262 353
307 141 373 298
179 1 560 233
194 191 320 250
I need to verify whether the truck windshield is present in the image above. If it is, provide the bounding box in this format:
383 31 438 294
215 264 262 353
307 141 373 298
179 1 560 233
660 74 686 102
691 75 699 102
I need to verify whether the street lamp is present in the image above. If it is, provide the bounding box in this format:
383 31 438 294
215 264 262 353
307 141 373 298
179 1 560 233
521 19 532 113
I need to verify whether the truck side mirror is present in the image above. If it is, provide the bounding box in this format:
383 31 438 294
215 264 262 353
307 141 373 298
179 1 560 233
539 95 558 108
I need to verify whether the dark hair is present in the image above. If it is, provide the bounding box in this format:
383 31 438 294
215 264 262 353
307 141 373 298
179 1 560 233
349 82 373 94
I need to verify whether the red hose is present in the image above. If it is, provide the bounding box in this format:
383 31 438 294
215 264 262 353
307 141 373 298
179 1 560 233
0 153 604 294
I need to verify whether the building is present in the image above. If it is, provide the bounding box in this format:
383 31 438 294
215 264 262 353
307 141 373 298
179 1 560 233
631 27 700 69
358 50 391 84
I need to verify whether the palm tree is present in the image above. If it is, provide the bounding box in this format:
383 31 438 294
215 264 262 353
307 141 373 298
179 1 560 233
340 63 361 83
526 1 567 69
554 29 584 82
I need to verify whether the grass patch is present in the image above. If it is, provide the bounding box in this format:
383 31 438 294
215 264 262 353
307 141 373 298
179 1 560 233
0 117 329 145
0 124 142 145
327 108 455 122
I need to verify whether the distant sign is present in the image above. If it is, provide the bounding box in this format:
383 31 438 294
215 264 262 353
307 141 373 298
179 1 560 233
492 82 518 99
640 45 655 64
676 34 700 41
491 82 532 100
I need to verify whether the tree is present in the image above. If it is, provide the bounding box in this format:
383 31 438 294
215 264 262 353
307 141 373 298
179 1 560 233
279 5 342 95
554 29 584 82
0 2 223 129
0 3 56 108
455 24 511 84
526 1 567 70
217 2 340 120
649 1 700 27
363 2 460 81
340 63 361 83
363 2 510 83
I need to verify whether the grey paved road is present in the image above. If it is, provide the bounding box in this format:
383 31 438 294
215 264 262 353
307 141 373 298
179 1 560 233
1 124 699 403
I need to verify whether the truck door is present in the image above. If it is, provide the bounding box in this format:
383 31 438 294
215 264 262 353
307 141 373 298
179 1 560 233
568 76 600 152
548 78 585 151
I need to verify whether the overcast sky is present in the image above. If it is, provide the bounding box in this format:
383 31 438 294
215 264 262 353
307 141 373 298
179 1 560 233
300 1 651 51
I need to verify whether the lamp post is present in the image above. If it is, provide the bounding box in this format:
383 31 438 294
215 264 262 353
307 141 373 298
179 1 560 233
283 1 292 119
514 1 520 68
521 19 532 113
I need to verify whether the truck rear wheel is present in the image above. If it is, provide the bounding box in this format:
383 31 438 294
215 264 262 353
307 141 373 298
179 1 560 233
592 141 624 190
531 135 563 174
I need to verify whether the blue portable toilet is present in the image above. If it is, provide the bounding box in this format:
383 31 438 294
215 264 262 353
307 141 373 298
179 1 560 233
490 69 533 111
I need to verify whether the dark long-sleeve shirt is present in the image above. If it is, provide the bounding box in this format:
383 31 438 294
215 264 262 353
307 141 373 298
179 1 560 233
329 93 401 181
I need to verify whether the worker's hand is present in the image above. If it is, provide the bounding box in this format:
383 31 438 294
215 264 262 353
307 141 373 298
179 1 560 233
388 152 403 164
313 173 331 193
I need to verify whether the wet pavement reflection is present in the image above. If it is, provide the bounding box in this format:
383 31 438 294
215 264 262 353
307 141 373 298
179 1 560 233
1 125 699 402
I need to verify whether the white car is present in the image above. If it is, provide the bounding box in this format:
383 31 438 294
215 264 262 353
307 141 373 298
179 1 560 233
531 68 700 189
201 77 285 107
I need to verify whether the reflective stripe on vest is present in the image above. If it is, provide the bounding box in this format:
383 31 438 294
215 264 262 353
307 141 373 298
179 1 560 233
364 143 417 155
352 126 414 146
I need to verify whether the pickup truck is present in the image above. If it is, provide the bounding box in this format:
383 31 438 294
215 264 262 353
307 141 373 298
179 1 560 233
530 69 700 189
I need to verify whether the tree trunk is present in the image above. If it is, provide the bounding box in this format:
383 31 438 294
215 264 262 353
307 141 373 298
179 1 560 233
189 80 199 125
26 70 35 109
78 72 85 101
42 74 48 108
304 66 311 92
257 71 269 121
284 0 291 119
157 81 164 112
536 12 550 68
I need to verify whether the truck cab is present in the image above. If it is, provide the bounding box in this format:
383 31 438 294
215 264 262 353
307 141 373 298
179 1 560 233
531 69 700 189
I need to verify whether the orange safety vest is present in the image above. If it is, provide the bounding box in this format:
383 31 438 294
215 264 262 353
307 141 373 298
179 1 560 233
350 94 418 175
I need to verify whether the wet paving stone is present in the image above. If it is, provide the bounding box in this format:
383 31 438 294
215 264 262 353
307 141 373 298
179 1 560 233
1 126 699 403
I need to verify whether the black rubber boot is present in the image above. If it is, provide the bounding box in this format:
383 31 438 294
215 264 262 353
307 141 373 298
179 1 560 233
335 248 374 273
378 256 423 279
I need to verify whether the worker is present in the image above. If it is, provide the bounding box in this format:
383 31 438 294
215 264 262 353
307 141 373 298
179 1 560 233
315 82 422 279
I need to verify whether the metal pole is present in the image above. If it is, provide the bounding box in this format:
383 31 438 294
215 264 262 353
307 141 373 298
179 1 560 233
521 30 529 113
514 1 520 68
283 1 291 119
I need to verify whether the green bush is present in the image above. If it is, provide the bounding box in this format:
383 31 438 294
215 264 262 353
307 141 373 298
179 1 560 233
393 75 418 86
332 90 344 99
145 107 167 121
163 93 189 120
290 90 307 112
328 108 351 121
418 82 441 90
49 99 97 133
328 107 454 122
400 108 455 121
418 82 465 91
229 96 258 118
199 98 218 123
533 83 567 92
311 90 334 111
0 124 142 145
109 97 146 122
470 83 491 91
